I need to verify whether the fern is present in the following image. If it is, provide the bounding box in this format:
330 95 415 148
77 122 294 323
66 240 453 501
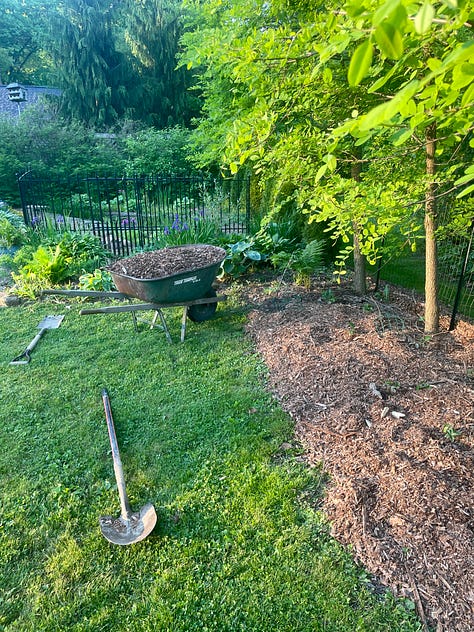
290 239 325 287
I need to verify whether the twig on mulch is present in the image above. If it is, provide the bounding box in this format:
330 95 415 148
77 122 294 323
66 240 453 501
407 567 430 632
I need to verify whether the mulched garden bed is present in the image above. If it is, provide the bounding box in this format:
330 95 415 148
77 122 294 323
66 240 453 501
243 274 474 632
108 245 225 279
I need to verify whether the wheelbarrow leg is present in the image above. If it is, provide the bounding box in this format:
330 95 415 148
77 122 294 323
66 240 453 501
180 306 188 343
150 311 160 330
130 310 139 332
156 309 173 344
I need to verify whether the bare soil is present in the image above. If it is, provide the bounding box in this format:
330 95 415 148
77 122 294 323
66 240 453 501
243 274 474 632
108 245 225 279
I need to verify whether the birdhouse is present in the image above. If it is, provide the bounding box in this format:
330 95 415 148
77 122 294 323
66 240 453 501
6 83 27 103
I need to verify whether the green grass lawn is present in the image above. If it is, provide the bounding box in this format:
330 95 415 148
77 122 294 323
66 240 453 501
370 246 474 321
0 293 421 631
371 253 425 294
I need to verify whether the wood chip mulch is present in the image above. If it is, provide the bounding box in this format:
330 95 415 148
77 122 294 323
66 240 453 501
108 245 225 279
242 275 474 632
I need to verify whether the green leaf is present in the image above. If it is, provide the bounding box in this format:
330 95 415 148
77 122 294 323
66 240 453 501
457 183 474 198
325 154 337 171
410 110 427 129
442 41 474 71
461 82 474 107
348 39 373 87
346 2 366 18
454 165 474 186
358 80 420 131
372 0 403 26
414 1 435 34
374 22 404 59
451 63 474 90
354 132 375 146
245 250 263 261
390 127 413 146
400 98 417 116
315 164 328 182
426 58 442 71
367 55 404 93
387 4 408 30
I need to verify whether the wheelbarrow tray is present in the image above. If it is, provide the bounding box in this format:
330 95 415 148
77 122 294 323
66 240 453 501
109 245 226 304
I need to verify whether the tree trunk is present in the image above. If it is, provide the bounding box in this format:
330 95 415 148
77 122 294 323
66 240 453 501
351 154 366 295
424 122 439 334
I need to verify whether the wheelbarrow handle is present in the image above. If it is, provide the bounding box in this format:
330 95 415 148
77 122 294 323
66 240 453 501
101 389 132 520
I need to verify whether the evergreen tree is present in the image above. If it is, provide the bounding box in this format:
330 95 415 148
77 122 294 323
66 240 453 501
119 0 200 127
47 0 131 128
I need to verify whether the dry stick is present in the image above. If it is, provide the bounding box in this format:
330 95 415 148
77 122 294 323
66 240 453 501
406 568 430 632
361 504 368 538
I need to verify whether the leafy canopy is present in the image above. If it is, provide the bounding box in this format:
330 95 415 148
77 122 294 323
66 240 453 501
180 0 473 241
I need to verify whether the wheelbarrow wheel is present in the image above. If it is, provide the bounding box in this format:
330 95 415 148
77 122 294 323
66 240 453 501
188 289 218 323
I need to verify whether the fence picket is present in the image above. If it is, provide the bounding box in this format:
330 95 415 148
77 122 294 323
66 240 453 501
17 172 251 257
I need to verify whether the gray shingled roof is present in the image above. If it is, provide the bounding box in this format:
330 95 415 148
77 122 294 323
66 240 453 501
0 84 61 118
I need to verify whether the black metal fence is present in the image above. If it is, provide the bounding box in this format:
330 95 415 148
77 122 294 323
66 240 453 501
17 172 251 257
374 196 474 328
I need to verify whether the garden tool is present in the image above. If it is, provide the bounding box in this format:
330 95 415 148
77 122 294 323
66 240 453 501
99 389 157 545
9 314 65 365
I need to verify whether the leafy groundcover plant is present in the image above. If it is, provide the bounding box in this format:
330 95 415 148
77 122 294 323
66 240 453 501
0 295 422 631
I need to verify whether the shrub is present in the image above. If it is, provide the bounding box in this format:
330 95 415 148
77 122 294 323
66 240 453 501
11 231 111 298
79 269 115 292
123 126 195 175
0 218 26 248
219 238 266 279
145 212 224 250
12 245 68 297
0 204 27 248
271 239 325 287
0 109 126 205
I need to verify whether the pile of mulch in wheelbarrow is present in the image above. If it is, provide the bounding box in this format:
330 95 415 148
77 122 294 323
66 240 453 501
243 274 474 632
108 245 225 279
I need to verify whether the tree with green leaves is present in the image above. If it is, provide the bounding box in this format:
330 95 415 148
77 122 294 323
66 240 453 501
329 1 474 332
118 0 200 127
0 0 53 84
44 0 133 128
180 0 418 293
181 0 473 332
1 0 199 129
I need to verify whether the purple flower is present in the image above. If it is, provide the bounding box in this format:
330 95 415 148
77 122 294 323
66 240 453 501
164 226 170 235
182 222 189 231
121 218 129 227
31 216 40 226
56 215 64 224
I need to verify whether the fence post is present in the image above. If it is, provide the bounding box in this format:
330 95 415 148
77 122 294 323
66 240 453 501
17 170 33 225
449 219 474 331
245 174 251 233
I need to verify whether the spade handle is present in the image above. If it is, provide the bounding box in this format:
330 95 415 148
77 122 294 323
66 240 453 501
101 389 132 520
25 328 46 353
